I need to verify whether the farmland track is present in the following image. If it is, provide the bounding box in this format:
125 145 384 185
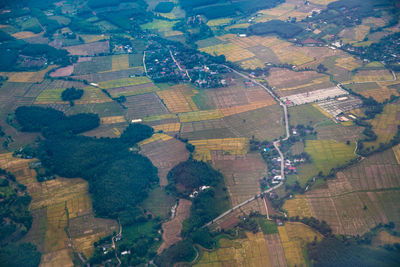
204 66 290 227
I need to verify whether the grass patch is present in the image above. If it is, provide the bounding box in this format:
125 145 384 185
256 218 278 234
288 104 329 127
141 187 176 220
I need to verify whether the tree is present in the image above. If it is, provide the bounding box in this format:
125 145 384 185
61 87 84 102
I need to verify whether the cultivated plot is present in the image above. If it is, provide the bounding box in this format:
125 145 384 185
140 135 189 186
124 92 169 120
0 154 117 265
64 41 110 56
212 152 266 206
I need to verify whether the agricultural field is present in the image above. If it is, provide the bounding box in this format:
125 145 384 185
64 41 110 56
346 81 400 102
372 230 400 247
141 187 176 220
363 103 400 152
315 121 364 142
189 137 249 162
72 56 112 75
139 134 189 186
0 65 56 83
255 2 312 23
83 122 127 138
157 199 191 254
180 119 236 140
124 92 169 120
288 103 330 127
35 86 111 104
195 231 272 267
200 42 255 62
178 109 223 123
284 149 400 235
278 222 322 267
212 152 266 206
111 54 130 71
100 116 126 124
294 139 356 185
346 69 395 84
157 84 198 113
222 104 284 141
0 153 118 266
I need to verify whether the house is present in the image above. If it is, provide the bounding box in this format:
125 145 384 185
121 251 131 256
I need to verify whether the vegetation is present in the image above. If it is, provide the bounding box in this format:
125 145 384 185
179 0 284 19
155 2 174 13
14 106 158 219
248 20 303 38
154 239 196 267
0 243 41 267
167 159 223 194
15 106 100 137
61 87 84 103
0 31 71 71
0 168 41 267
308 237 400 267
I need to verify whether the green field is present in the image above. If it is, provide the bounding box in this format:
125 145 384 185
288 104 329 127
296 139 356 185
99 77 153 89
255 218 278 234
141 187 176 220
141 19 178 31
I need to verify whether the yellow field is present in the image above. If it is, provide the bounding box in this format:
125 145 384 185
99 77 152 89
256 3 310 23
218 34 260 49
279 77 330 92
111 54 130 71
12 31 41 39
354 25 370 42
141 19 177 31
139 133 173 146
163 30 183 37
393 144 400 164
336 57 362 71
35 87 111 104
240 58 265 70
278 223 322 267
143 113 178 122
157 84 198 113
350 70 394 83
364 103 400 150
283 196 313 218
352 81 400 102
100 116 126 124
220 101 275 116
195 232 272 267
373 230 400 247
153 122 181 133
200 43 255 62
0 153 117 265
189 138 249 161
0 65 56 83
178 109 223 123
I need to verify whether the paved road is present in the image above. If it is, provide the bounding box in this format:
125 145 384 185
204 66 290 227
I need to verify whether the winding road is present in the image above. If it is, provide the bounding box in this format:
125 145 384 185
204 66 290 227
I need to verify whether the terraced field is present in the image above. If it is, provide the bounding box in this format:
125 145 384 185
0 153 117 266
284 149 400 235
